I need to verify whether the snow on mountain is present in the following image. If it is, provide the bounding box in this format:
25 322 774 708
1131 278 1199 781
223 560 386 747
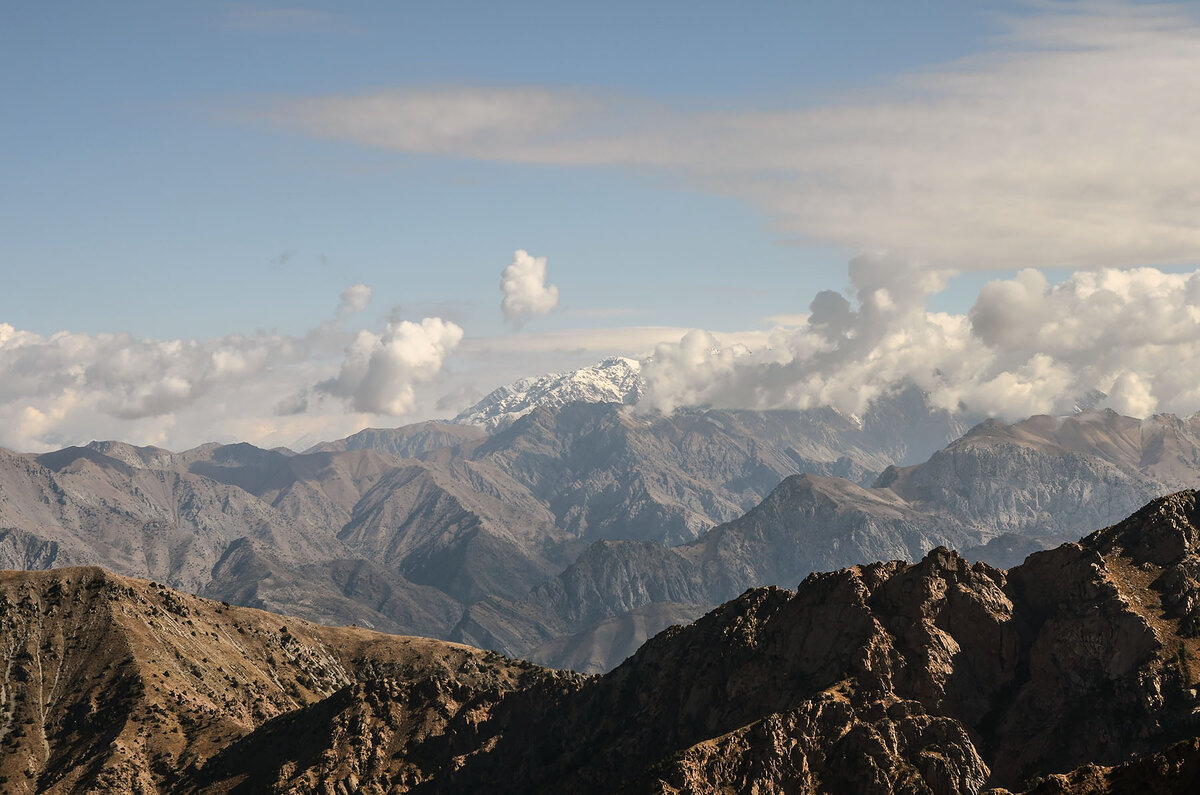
454 356 645 431
1072 388 1109 414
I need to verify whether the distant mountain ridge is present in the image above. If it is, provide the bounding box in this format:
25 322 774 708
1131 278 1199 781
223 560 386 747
0 387 973 673
7 365 1200 675
456 407 1200 670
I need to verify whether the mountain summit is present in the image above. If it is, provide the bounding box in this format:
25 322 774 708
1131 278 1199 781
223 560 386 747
453 356 644 431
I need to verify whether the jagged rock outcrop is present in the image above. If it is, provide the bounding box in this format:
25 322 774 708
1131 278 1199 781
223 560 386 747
429 491 1200 793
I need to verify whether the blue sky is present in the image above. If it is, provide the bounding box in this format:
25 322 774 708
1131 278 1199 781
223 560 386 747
2 1 1013 339
3 1 1200 451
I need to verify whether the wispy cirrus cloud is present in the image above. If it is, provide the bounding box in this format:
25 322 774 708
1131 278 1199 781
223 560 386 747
256 1 1200 271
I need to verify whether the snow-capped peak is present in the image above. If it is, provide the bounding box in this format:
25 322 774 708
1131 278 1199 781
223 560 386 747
454 356 645 431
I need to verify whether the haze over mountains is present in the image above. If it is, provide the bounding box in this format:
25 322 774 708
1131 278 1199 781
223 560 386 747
6 358 1200 674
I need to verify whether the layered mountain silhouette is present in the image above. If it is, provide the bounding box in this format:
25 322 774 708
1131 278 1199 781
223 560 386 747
4 385 1200 673
457 407 1200 669
5 492 1200 792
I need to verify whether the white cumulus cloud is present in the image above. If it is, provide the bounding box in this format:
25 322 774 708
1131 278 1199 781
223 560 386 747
0 285 467 452
317 317 464 414
641 259 1200 422
500 249 560 327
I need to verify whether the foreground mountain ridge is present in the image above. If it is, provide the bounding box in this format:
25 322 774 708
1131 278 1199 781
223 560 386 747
0 566 558 793
6 492 1200 792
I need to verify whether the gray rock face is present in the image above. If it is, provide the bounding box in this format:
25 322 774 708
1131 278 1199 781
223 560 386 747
455 473 987 665
302 421 485 458
0 438 576 640
439 387 971 547
7 396 1200 678
881 409 1200 540
459 409 1200 672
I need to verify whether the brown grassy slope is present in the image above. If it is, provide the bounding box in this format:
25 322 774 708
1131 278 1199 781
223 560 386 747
0 567 552 794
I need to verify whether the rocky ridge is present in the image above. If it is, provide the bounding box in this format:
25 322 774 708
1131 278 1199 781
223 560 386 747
8 492 1200 792
0 567 556 794
407 491 1200 792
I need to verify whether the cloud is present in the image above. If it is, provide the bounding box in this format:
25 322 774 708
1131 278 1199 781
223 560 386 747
0 284 468 452
500 249 560 326
260 1 1200 270
457 325 770 357
266 87 601 161
316 317 464 414
0 322 318 452
641 258 1200 421
337 283 373 317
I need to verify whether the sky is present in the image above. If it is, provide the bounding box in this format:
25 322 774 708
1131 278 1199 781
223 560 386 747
3 1 1200 452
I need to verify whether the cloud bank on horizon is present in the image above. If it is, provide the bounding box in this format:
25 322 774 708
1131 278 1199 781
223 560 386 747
640 257 1200 422
6 260 1200 453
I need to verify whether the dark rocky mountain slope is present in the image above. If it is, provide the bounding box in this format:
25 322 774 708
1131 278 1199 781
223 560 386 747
0 567 557 794
8 492 1200 792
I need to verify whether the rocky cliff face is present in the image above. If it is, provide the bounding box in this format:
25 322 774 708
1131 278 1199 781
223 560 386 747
881 409 1200 540
0 441 571 642
455 473 988 665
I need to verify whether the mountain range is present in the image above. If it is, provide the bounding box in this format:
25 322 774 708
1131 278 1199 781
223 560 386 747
5 490 1200 792
4 359 1200 674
